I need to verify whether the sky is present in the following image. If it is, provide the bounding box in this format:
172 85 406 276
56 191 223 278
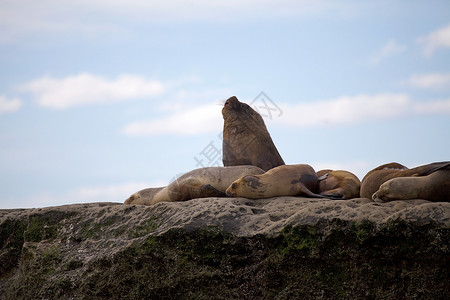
1 0 449 208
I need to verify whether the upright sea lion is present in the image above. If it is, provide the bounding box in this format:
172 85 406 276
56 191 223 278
360 161 450 199
316 169 361 199
222 96 285 171
372 170 450 202
125 165 265 206
226 164 336 199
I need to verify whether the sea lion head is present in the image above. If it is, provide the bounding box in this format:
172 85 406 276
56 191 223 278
124 192 140 204
124 187 164 205
372 178 411 202
222 96 262 123
225 175 262 198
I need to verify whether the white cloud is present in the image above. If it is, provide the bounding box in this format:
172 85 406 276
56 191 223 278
417 24 450 57
0 3 120 43
369 39 407 65
0 1 346 43
121 93 450 136
275 94 410 127
157 88 231 112
413 99 450 114
273 94 450 128
122 103 223 136
89 0 339 21
0 95 22 114
402 73 450 90
20 73 164 109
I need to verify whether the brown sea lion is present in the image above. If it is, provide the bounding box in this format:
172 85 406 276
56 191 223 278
125 165 265 206
125 187 165 205
360 161 450 199
316 169 361 199
225 164 337 199
222 96 285 171
372 170 450 202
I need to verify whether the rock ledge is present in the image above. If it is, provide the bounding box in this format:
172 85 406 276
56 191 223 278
1 197 449 299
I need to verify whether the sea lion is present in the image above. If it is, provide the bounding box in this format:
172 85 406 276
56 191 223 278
372 170 450 202
125 187 165 205
360 161 450 199
222 96 285 171
226 164 336 199
316 169 361 199
124 165 265 205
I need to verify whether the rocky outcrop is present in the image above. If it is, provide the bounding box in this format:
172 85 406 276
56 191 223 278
1 198 449 299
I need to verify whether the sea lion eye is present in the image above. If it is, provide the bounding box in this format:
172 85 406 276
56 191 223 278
231 183 237 189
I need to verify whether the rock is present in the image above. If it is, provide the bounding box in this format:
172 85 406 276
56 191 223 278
1 198 449 299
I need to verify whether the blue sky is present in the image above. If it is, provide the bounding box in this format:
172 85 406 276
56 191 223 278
1 1 449 208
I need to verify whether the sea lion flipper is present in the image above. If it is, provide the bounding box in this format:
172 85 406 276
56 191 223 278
296 183 341 200
317 173 329 181
419 161 450 176
319 188 345 199
199 184 226 197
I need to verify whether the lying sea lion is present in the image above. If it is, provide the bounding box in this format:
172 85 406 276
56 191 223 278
372 170 450 202
125 165 265 205
316 169 361 199
226 164 337 199
360 161 450 199
222 96 285 171
124 187 165 205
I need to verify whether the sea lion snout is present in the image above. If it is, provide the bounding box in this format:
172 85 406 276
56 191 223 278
226 190 236 197
372 192 382 203
124 193 138 204
372 184 392 202
223 96 240 109
225 182 238 197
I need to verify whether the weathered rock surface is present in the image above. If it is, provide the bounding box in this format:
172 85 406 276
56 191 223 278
1 197 449 299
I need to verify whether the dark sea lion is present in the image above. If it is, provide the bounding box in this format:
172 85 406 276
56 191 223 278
222 96 285 171
360 161 450 199
125 165 265 206
372 170 450 202
226 164 338 199
317 169 361 199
